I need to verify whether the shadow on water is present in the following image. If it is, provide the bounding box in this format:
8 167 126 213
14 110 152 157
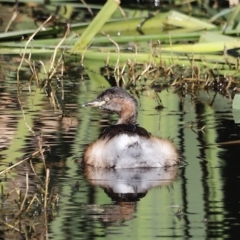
1 55 240 239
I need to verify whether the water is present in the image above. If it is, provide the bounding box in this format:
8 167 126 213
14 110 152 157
1 57 240 240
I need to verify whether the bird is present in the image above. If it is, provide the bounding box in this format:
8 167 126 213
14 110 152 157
82 87 178 168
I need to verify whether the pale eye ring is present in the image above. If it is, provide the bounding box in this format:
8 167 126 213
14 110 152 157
104 97 110 102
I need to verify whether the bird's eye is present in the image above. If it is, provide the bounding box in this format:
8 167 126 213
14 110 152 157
104 97 110 102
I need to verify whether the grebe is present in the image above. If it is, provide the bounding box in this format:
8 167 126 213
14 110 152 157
82 87 178 168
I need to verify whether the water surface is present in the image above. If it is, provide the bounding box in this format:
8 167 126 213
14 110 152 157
0 57 240 240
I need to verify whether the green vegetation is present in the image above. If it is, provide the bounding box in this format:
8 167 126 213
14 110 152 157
0 0 240 238
1 0 240 87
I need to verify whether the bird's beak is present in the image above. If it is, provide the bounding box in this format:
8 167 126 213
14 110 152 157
82 99 106 107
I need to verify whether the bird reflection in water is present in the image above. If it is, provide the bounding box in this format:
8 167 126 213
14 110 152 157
83 166 178 225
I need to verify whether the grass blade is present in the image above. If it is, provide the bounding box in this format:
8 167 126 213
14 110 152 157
71 0 120 53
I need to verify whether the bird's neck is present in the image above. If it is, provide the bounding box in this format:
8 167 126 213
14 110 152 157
117 99 137 125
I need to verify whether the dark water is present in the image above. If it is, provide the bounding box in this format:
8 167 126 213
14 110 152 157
1 57 240 240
